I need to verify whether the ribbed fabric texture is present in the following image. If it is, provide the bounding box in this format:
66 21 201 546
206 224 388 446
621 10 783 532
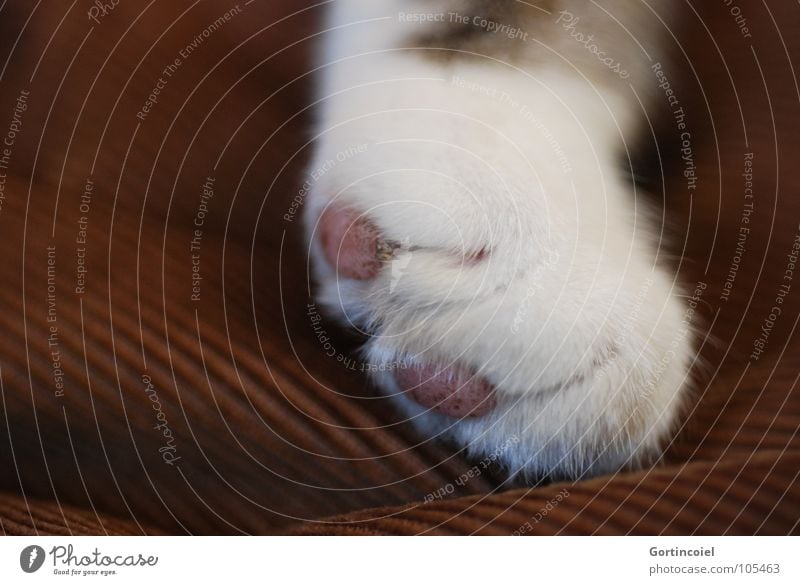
0 2 799 535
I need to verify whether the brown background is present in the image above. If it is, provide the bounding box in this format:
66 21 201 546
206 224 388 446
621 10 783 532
0 1 798 535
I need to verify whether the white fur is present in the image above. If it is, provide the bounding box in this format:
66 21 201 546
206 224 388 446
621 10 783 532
304 0 691 480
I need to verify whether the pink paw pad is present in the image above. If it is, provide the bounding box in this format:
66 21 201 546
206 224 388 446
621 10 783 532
395 363 497 418
319 206 382 280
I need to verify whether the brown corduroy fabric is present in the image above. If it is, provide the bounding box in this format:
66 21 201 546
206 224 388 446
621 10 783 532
0 1 799 535
0 491 156 536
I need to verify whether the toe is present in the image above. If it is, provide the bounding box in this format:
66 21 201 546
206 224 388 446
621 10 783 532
319 205 382 280
396 363 496 418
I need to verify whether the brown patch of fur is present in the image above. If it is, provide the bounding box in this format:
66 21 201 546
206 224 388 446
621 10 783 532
405 0 558 62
